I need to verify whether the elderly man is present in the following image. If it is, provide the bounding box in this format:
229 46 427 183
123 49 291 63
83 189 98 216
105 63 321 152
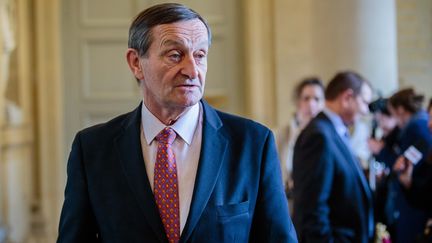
57 3 297 243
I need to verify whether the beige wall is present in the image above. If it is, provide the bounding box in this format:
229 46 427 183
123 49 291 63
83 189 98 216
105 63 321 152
397 0 432 102
274 0 315 125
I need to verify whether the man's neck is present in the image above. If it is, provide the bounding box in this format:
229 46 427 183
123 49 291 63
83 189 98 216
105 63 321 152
325 101 341 117
144 102 192 126
325 101 350 126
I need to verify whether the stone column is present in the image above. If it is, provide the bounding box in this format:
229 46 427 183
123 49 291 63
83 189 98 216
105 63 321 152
310 0 398 96
242 0 277 127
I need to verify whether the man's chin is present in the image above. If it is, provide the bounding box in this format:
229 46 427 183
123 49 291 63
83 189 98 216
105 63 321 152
173 97 202 108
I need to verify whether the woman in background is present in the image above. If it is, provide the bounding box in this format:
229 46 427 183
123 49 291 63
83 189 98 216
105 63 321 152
368 98 400 165
394 98 432 211
386 88 431 243
275 78 325 196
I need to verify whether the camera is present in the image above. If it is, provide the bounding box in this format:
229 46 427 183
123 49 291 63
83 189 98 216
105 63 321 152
369 98 389 115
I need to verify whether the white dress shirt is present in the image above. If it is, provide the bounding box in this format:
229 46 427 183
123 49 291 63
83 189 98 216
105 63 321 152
140 102 203 233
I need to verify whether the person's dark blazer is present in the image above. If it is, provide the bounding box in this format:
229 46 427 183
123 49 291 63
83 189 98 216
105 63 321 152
406 150 432 212
292 112 373 243
396 110 431 158
390 110 431 242
57 100 297 243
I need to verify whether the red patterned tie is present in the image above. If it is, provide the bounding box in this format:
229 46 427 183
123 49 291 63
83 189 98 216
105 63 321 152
154 127 180 243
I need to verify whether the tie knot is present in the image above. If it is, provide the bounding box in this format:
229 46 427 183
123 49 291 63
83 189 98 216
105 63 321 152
156 127 176 145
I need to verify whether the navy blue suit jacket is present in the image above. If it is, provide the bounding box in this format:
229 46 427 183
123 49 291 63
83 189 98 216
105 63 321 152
57 101 297 243
406 151 432 212
391 111 431 242
292 112 373 243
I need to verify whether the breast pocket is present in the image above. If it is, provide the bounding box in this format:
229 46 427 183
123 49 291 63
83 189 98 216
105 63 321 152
216 201 250 242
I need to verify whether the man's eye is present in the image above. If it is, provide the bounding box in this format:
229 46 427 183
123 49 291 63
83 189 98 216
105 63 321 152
166 50 182 62
194 52 207 64
169 53 181 62
195 53 206 59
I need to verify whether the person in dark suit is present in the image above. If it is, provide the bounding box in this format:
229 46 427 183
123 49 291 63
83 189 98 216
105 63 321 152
392 96 432 242
393 131 432 210
57 3 297 243
377 88 431 243
391 94 432 208
293 71 374 243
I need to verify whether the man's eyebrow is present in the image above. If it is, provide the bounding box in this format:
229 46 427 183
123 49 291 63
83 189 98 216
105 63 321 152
160 38 209 50
160 39 185 48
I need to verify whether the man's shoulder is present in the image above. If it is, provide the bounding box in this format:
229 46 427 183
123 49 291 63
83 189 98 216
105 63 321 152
295 114 336 151
212 108 271 135
200 101 273 144
303 113 332 135
78 108 137 140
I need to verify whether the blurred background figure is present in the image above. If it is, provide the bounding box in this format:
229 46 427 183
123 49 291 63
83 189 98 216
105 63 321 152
375 88 431 243
428 99 432 135
275 77 325 197
428 99 432 142
367 97 401 241
349 110 373 173
368 97 400 165
392 97 432 242
293 71 374 243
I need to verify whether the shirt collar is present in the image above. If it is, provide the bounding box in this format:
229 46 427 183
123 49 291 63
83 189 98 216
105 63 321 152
141 101 200 145
323 107 349 139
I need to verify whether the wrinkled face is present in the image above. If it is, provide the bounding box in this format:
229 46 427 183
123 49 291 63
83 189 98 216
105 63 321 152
342 84 372 125
297 84 325 121
135 19 209 111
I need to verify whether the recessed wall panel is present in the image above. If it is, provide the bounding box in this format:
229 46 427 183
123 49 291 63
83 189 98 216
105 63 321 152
80 0 135 27
81 40 137 100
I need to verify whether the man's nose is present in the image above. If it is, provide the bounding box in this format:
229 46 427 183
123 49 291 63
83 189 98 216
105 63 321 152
181 55 199 80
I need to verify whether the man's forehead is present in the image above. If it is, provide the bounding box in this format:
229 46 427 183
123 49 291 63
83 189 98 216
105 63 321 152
152 19 208 42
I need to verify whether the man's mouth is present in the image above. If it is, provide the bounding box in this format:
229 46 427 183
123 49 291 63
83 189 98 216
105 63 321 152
177 84 198 88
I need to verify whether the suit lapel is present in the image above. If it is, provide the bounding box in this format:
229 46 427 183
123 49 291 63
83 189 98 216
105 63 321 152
335 131 373 200
319 113 373 201
180 101 228 242
115 103 167 243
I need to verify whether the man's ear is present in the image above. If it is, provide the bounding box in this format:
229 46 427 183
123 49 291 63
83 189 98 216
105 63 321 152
126 48 145 80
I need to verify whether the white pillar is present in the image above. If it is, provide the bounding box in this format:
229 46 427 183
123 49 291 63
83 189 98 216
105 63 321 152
310 0 398 96
243 0 277 127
